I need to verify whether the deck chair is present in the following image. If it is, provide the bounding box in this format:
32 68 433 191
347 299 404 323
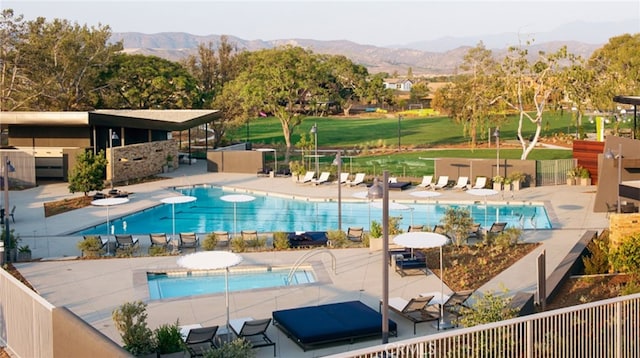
346 172 365 186
467 223 482 242
441 290 474 321
241 230 258 242
471 177 487 189
417 175 433 188
149 233 170 249
8 205 15 223
431 176 449 190
488 222 507 234
310 171 330 185
214 231 230 247
408 225 424 232
433 224 447 235
179 232 199 249
298 171 315 184
385 295 438 334
337 172 350 184
453 176 469 190
115 235 139 252
347 226 364 242
185 325 219 357
230 318 276 356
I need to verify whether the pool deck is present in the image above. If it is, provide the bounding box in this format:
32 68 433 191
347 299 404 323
11 161 609 357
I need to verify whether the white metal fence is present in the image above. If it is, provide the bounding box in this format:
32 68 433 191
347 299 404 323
326 292 640 358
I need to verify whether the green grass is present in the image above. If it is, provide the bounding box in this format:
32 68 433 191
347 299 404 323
226 111 584 177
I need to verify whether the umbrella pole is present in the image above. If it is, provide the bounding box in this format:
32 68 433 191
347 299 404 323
440 245 445 326
172 203 176 243
233 203 237 239
225 267 230 343
106 206 110 255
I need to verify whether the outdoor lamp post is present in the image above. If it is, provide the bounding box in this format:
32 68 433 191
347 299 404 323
332 151 343 231
604 144 623 213
109 129 119 189
572 106 579 139
310 123 319 175
397 114 403 152
3 156 15 263
493 128 500 177
368 171 389 344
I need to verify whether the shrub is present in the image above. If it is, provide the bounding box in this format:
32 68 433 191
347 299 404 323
361 232 370 247
441 207 474 246
112 301 156 355
149 246 169 256
493 228 522 249
155 321 186 354
204 338 255 358
273 231 290 250
230 237 246 253
583 231 610 275
77 236 104 256
370 221 382 238
202 233 218 251
327 230 348 248
458 290 518 327
609 233 640 273
247 235 267 249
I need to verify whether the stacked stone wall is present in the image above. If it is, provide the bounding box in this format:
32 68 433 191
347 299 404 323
609 213 640 249
107 140 178 183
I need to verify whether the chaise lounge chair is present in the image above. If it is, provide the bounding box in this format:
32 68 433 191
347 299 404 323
241 230 258 242
179 232 199 250
437 290 474 323
347 226 364 242
431 176 449 190
184 325 219 357
453 176 469 190
408 225 424 232
230 317 276 356
384 295 440 334
417 175 433 188
298 171 316 184
149 233 170 249
346 173 365 186
214 231 230 247
337 172 350 184
471 177 488 189
310 171 330 185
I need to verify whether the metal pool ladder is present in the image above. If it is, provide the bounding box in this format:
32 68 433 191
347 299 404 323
286 248 336 285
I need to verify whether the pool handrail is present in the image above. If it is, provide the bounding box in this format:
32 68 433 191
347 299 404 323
286 248 336 285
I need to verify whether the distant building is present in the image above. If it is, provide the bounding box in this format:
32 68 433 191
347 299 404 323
383 78 413 92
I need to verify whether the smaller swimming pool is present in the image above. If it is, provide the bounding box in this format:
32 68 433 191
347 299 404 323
147 266 317 300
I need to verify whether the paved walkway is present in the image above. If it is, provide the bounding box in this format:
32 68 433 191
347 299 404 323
10 162 609 357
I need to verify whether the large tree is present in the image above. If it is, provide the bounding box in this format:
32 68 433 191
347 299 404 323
228 46 326 162
0 9 27 111
321 54 370 116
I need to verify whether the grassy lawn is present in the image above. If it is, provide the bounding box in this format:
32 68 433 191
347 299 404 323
227 112 578 177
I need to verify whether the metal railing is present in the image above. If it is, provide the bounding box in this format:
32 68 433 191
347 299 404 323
536 159 577 186
325 292 640 358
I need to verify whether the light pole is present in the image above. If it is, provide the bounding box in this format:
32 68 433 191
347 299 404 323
3 156 15 263
493 128 500 177
604 143 623 213
397 114 403 152
332 152 343 231
368 171 389 344
572 106 579 139
310 123 318 175
109 129 119 189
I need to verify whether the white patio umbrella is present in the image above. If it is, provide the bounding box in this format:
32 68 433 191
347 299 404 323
160 195 197 243
177 251 242 341
393 232 449 329
466 188 498 227
220 194 256 238
410 190 442 227
370 201 414 225
91 197 129 255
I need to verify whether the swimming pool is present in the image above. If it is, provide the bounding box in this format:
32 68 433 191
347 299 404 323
77 185 552 235
147 267 317 299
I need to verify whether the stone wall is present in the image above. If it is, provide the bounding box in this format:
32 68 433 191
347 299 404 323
107 140 178 184
609 213 640 249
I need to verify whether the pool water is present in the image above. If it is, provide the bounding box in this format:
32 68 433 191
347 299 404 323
147 267 316 299
77 185 552 235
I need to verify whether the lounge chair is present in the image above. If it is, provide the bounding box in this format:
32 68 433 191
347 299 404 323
467 223 482 242
417 175 433 188
337 172 350 184
347 226 364 242
241 230 258 242
440 290 474 322
346 172 365 186
488 222 507 234
184 325 219 357
408 225 424 232
214 231 230 247
471 177 488 189
149 233 170 249
310 171 330 185
115 235 139 252
431 176 449 190
453 176 469 190
8 205 15 223
179 232 199 249
230 317 276 356
384 295 439 334
298 171 315 184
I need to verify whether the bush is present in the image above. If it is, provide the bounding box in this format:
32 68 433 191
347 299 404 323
370 217 401 238
458 290 518 327
583 231 610 275
441 207 474 246
149 246 169 256
204 338 255 358
370 221 382 238
230 237 246 252
112 301 156 355
327 230 348 248
155 321 186 354
609 233 640 273
202 233 218 251
77 236 104 256
273 231 290 250
493 228 522 249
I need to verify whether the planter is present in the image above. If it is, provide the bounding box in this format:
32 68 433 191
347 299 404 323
504 183 512 192
512 180 521 191
566 178 576 186
493 183 502 191
8 248 17 262
580 178 591 186
17 251 31 262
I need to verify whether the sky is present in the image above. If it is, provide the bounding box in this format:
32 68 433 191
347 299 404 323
3 0 640 47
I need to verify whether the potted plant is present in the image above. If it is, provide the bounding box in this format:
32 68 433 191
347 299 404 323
164 154 174 173
289 160 305 182
508 171 526 191
17 245 31 262
154 321 186 357
492 175 504 191
112 301 157 357
503 177 513 192
566 168 577 186
579 166 591 186
2 227 20 262
77 236 104 258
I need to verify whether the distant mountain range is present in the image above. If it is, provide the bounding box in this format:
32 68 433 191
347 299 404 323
111 19 638 76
